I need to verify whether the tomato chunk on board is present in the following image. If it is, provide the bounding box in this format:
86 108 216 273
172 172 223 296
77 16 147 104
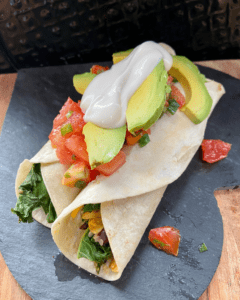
148 226 181 257
201 139 231 163
95 151 126 176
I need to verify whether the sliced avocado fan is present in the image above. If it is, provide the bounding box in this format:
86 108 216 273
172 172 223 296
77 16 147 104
168 56 212 124
126 59 168 135
112 48 133 64
73 73 96 95
83 122 126 169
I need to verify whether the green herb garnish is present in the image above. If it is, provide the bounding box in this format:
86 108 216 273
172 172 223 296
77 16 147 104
173 78 178 83
75 180 87 189
167 99 180 115
77 228 112 273
199 243 208 253
138 133 150 148
66 110 73 119
11 164 57 223
72 154 76 161
61 123 73 136
83 203 101 213
153 239 169 248
64 172 71 178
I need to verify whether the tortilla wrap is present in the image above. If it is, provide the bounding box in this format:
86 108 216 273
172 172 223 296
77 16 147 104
15 141 80 228
51 77 225 280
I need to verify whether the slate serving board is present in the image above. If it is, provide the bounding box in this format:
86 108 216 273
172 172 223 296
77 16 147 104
0 63 240 300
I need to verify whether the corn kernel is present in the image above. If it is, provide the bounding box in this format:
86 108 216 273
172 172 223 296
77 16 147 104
70 205 83 219
82 210 101 220
88 218 103 234
109 259 118 273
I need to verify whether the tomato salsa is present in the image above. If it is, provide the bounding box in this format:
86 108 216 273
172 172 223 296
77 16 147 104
49 67 185 189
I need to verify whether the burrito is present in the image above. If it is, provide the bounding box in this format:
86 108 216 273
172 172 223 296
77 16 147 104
48 42 225 280
12 42 176 228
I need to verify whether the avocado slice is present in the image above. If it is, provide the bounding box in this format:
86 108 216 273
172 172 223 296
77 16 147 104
112 48 133 64
83 122 126 169
126 59 168 135
73 72 96 95
168 56 212 124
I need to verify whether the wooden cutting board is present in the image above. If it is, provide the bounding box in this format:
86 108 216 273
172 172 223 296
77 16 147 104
0 60 239 300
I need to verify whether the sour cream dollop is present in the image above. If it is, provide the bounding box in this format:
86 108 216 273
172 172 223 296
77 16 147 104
80 41 173 129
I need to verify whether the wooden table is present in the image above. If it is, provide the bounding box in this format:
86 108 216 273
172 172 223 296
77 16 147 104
0 61 239 300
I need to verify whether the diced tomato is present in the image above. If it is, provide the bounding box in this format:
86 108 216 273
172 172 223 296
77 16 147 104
126 128 151 146
89 169 101 181
49 126 65 148
56 146 77 166
53 97 83 128
65 134 89 163
62 161 90 188
201 139 231 163
65 111 86 135
167 75 174 85
170 85 186 109
91 65 109 75
95 151 126 176
149 226 181 257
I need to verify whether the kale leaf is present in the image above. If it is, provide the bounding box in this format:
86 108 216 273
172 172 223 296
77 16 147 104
83 203 100 213
11 163 57 224
77 228 112 273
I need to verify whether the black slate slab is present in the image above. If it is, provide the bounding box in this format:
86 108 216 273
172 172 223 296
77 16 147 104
0 63 240 300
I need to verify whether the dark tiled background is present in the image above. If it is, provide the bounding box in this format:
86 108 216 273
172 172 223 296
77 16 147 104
0 0 239 73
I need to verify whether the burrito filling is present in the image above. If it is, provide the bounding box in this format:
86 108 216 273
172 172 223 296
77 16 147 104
12 163 57 223
75 204 118 274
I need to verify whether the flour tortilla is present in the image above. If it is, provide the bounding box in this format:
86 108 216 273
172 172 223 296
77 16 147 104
51 76 225 280
15 141 80 228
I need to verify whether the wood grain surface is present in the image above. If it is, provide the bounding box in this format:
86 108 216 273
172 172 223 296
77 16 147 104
0 60 240 300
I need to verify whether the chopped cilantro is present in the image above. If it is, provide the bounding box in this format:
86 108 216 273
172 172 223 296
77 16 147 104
167 99 180 115
199 243 208 253
138 133 150 148
153 239 169 248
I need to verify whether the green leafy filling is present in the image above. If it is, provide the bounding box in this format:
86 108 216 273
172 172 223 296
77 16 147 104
77 228 112 273
11 163 57 223
83 203 101 213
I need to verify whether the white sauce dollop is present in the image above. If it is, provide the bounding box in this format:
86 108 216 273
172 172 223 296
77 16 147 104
80 41 173 129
